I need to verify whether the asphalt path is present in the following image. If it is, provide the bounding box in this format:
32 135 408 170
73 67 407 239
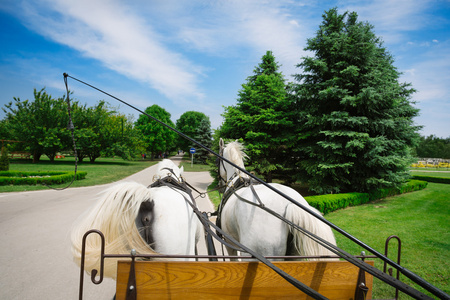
0 156 221 300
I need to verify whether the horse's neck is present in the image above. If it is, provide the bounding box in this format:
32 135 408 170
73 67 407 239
225 163 248 183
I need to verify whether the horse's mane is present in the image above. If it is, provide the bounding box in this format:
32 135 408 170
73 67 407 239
225 140 248 169
71 181 157 279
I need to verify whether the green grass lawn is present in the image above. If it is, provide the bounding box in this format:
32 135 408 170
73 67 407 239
1 156 158 192
410 169 450 178
326 182 449 299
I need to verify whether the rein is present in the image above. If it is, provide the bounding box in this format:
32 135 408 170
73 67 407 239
63 74 445 299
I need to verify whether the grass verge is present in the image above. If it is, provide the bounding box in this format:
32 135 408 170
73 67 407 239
410 170 450 178
0 157 158 192
326 182 449 299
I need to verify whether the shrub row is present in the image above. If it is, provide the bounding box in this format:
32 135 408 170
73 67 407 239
305 192 370 215
412 175 450 184
305 180 428 215
0 171 87 186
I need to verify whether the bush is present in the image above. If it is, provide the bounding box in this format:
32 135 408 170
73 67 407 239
412 175 450 184
0 171 87 185
306 193 370 215
305 180 428 214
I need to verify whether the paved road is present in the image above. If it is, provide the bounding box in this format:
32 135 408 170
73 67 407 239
0 156 219 300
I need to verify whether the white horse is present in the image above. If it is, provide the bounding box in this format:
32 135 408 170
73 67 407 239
218 139 337 260
71 159 203 279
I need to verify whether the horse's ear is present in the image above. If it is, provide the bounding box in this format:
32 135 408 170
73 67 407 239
180 165 184 174
219 138 224 156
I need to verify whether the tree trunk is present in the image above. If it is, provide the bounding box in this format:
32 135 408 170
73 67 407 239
265 171 273 183
32 152 41 163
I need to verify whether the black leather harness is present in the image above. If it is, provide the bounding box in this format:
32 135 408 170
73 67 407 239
215 176 261 235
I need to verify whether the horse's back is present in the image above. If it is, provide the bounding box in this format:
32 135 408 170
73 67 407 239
220 182 336 258
221 183 300 256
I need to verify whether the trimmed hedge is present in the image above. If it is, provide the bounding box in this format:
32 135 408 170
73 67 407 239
305 192 370 215
0 171 87 186
412 175 450 184
305 180 428 215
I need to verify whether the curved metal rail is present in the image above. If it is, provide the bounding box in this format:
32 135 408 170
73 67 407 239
78 230 406 300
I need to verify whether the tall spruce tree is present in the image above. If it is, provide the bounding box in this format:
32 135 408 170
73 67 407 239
292 8 420 194
193 117 212 164
221 51 295 182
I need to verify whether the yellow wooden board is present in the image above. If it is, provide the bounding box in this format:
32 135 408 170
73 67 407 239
116 260 374 299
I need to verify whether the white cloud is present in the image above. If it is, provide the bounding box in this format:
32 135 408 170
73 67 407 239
15 0 205 102
171 1 309 77
344 0 431 43
400 41 450 137
9 0 310 102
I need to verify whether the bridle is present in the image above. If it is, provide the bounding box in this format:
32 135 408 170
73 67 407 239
216 145 228 193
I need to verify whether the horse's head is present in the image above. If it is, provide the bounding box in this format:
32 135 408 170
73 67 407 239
217 138 227 190
71 181 156 279
155 159 184 182
218 138 248 186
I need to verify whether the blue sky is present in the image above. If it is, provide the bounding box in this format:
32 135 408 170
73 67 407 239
1 0 449 138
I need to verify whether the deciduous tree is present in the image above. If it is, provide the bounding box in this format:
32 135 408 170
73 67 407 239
415 135 450 159
176 111 210 152
2 88 69 162
135 105 177 158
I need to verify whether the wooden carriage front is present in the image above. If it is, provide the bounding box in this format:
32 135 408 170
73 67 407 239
115 259 374 300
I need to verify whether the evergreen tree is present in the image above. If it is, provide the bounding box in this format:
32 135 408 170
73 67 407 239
193 117 212 164
292 8 420 193
221 51 295 182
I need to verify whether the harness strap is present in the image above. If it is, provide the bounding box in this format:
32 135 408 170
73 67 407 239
183 180 206 198
149 176 199 258
250 183 264 207
149 175 197 208
215 177 259 235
